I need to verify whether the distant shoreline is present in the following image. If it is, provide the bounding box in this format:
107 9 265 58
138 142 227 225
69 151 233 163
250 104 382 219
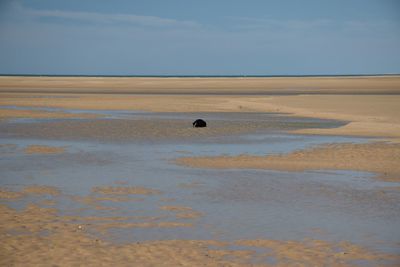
1 74 400 78
1 75 399 95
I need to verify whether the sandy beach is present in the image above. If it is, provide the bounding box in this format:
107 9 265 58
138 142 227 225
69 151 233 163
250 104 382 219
1 76 400 140
1 75 400 94
1 76 400 266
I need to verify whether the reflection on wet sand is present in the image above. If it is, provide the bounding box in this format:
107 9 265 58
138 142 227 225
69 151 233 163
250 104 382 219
177 142 400 182
92 186 161 195
1 187 399 266
0 115 343 142
24 145 65 155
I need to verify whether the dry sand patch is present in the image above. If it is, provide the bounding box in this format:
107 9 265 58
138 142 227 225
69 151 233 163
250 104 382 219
24 145 65 154
22 185 61 196
0 185 61 199
0 93 247 112
0 189 24 199
93 221 193 232
1 76 400 94
72 194 144 211
0 108 99 120
251 94 400 141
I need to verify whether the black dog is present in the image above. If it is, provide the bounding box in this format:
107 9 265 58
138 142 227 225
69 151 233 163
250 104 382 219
193 119 207 128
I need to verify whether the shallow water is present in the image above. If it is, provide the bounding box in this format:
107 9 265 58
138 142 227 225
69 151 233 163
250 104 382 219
1 110 399 255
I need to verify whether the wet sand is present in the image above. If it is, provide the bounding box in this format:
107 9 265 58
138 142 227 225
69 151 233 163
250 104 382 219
1 114 338 142
1 76 400 266
1 187 398 267
177 142 400 182
92 186 161 195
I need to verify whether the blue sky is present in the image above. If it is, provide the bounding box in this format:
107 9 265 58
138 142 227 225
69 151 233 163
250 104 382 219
0 0 399 75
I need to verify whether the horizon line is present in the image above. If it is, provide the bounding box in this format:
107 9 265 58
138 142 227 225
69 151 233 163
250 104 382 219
1 73 400 78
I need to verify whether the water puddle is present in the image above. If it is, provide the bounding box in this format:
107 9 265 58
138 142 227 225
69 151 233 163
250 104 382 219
170 133 371 157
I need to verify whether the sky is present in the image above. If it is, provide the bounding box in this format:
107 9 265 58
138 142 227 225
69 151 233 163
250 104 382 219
0 0 399 75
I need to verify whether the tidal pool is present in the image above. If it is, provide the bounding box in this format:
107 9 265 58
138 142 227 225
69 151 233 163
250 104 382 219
1 110 399 256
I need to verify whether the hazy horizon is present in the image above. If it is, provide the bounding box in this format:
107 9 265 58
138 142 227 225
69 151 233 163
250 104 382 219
1 73 400 77
1 0 399 76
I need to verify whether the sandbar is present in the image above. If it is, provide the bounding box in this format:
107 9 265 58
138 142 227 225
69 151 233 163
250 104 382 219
1 76 400 140
0 185 61 199
0 108 99 120
1 75 400 94
92 186 161 195
177 142 400 182
24 145 65 155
